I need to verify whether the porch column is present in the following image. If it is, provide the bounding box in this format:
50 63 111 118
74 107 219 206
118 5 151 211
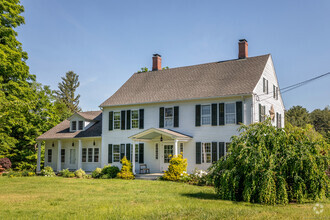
78 139 82 169
174 139 178 156
132 141 136 175
57 140 62 171
36 141 41 172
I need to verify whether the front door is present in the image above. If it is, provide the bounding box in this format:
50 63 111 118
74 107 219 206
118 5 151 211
69 149 76 169
160 144 173 172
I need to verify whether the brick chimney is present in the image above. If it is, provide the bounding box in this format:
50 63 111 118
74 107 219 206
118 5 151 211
238 39 248 59
152 54 162 71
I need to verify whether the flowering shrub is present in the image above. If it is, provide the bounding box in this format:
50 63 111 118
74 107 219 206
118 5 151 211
183 169 214 186
74 169 86 178
163 154 188 181
117 157 134 180
0 158 12 170
92 168 102 178
101 165 120 179
40 166 55 177
59 169 75 178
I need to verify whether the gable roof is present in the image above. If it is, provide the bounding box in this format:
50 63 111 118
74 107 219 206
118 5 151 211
36 111 102 140
70 111 102 121
100 54 270 107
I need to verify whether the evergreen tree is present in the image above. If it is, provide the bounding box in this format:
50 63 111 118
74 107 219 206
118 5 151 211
285 105 310 127
56 71 81 113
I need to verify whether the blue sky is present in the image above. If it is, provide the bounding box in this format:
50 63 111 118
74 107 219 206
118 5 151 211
18 0 330 112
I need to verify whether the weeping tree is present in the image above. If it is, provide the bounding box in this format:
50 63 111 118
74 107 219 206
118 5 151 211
212 120 329 205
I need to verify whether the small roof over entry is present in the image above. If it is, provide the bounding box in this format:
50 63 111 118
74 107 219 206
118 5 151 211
129 128 192 142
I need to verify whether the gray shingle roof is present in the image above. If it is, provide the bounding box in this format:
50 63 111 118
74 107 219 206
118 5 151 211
100 54 270 107
37 111 102 140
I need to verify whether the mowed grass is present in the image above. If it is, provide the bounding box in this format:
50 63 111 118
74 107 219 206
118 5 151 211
0 177 329 219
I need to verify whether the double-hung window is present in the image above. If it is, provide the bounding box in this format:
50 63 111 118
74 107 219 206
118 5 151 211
82 148 87 162
135 144 139 162
71 121 77 131
94 148 99 162
164 107 173 127
263 77 269 94
113 145 120 162
61 149 65 163
202 143 211 163
47 149 52 163
225 103 236 124
88 148 93 162
201 105 211 125
131 110 139 129
78 121 84 130
113 112 121 129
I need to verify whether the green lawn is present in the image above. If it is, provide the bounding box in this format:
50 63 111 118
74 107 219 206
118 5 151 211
0 177 328 219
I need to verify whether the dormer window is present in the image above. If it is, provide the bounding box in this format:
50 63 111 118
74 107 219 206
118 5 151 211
78 121 84 130
71 121 77 131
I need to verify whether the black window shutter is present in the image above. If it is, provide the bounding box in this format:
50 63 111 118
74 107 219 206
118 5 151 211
126 144 131 161
196 142 201 164
276 112 279 128
236 101 243 124
212 142 218 163
174 106 179 127
219 142 225 158
108 144 112 163
126 110 131 130
109 111 113 131
266 80 269 94
120 144 125 160
121 110 126 130
211 103 217 126
259 104 262 122
159 107 164 128
139 109 144 129
139 143 144 163
279 114 282 128
195 105 201 127
263 78 265 93
219 103 225 125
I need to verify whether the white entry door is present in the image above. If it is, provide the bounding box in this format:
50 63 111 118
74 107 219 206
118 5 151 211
160 144 173 172
69 149 76 169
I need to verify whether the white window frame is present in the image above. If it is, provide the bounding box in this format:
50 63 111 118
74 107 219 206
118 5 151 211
131 110 139 129
202 142 211 163
225 102 236 124
47 149 52 163
94 148 99 162
113 111 121 130
155 143 159 160
164 145 173 163
201 104 211 125
180 143 184 157
164 107 174 127
61 149 65 163
263 77 269 94
81 147 100 163
82 148 87 162
113 145 120 162
78 120 84 130
71 121 77 131
135 144 139 163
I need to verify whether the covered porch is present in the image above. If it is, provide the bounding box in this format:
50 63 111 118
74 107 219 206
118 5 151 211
129 128 192 174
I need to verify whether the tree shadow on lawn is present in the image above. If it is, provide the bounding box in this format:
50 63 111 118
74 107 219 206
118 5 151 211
181 192 219 200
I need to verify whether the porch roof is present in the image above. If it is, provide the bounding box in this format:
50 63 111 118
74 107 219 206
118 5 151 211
129 128 192 142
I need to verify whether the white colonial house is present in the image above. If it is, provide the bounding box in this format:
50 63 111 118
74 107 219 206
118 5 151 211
37 39 285 174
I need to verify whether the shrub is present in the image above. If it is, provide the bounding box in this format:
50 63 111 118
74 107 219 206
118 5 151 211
40 166 55 177
101 165 120 179
0 165 5 173
188 169 213 186
0 158 12 170
117 157 134 180
212 120 329 205
163 154 187 181
21 170 35 177
2 170 35 177
74 169 86 178
59 169 75 178
92 168 102 178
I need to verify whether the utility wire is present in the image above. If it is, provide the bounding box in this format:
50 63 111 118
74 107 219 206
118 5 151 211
259 71 330 101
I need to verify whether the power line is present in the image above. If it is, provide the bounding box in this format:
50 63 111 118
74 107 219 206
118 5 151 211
259 71 330 101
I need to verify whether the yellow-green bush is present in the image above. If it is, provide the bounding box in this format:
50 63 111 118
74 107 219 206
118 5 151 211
74 169 86 178
163 154 187 181
117 156 134 180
